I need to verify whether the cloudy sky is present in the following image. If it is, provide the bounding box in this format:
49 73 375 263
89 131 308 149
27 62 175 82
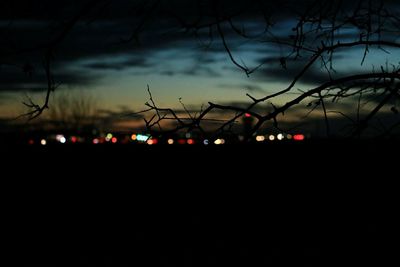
0 0 399 134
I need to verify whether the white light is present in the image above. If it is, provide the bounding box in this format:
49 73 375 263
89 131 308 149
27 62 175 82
167 139 174 145
286 134 293 140
203 139 209 145
269 135 275 141
214 139 225 145
185 133 192 139
256 135 265 142
277 134 284 141
56 134 66 143
40 139 47 146
214 139 222 145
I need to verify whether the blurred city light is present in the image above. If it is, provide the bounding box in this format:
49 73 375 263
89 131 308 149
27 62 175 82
187 139 195 145
41 139 47 146
105 133 113 142
93 138 100 144
277 134 284 141
214 139 225 145
293 134 305 141
286 134 293 140
203 139 209 145
167 139 174 145
56 134 66 143
28 139 34 145
60 137 66 144
136 134 150 142
147 138 158 145
178 139 186 145
131 134 137 141
269 135 275 141
256 135 265 142
111 137 118 144
245 113 252 118
71 136 78 143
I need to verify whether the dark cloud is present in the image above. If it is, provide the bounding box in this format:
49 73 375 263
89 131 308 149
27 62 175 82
207 101 272 115
160 70 175 76
83 57 151 71
218 83 265 93
97 108 144 121
1 0 400 94
258 66 331 86
0 65 96 92
182 65 221 77
159 61 222 77
253 56 336 86
0 9 232 90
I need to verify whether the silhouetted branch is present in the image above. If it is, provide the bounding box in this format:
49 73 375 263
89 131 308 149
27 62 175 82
19 52 58 120
12 0 107 120
319 92 331 137
119 0 161 44
216 21 250 76
257 40 400 103
352 84 400 137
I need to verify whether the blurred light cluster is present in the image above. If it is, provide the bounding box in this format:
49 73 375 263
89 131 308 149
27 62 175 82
253 133 306 142
26 130 307 146
56 134 66 144
214 139 226 145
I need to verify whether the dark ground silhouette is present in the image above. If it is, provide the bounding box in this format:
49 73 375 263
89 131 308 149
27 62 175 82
4 141 399 265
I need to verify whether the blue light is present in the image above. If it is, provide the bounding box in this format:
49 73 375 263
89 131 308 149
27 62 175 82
136 134 150 142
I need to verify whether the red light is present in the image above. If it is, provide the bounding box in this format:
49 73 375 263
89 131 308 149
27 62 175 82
93 138 100 144
187 139 195 145
152 138 158 145
111 137 118 143
178 139 186 145
28 139 34 145
245 113 251 118
71 136 77 143
293 134 305 141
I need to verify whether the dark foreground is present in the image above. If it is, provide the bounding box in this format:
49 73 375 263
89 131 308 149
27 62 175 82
3 140 399 265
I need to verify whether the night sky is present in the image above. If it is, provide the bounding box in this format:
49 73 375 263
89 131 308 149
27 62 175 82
1 0 399 134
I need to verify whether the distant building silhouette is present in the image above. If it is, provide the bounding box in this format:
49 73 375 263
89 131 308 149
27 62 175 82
242 113 255 138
